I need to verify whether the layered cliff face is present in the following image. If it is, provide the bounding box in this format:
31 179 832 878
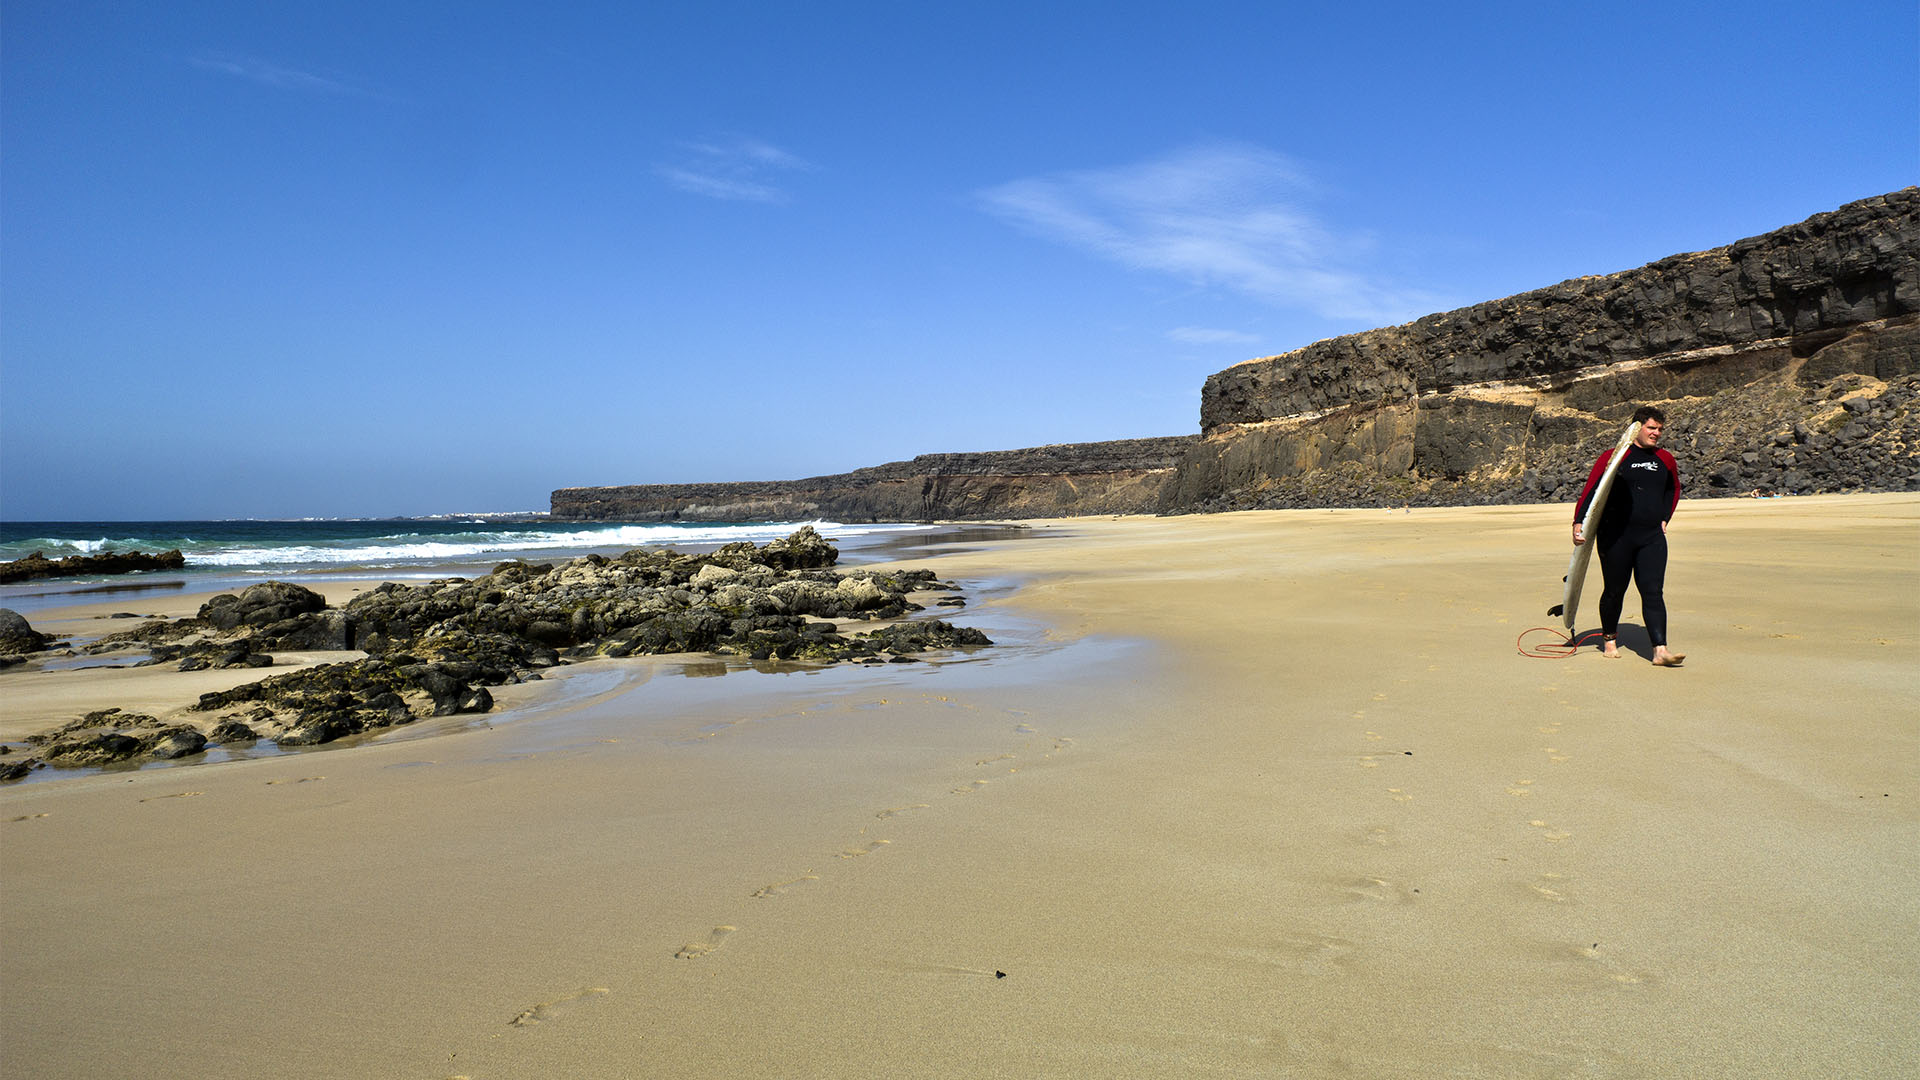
554 189 1919 522
1201 189 1918 427
1168 190 1920 511
550 437 1200 522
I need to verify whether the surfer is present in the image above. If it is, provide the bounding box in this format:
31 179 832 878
1572 407 1686 666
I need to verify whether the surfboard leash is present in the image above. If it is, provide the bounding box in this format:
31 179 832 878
1516 626 1605 658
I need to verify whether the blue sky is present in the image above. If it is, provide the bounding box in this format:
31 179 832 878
3 1 1914 520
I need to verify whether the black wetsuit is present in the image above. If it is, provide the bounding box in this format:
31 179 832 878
1573 443 1680 646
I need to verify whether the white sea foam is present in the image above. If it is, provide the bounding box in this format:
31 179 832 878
195 521 930 568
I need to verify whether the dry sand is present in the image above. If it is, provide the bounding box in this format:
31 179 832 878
2 496 1915 1078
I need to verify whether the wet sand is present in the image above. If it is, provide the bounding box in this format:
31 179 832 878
2 496 1915 1078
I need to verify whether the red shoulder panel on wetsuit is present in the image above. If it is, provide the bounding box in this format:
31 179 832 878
1655 447 1680 519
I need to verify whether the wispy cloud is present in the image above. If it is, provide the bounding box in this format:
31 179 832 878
978 142 1440 324
656 136 813 204
1167 326 1260 346
190 54 365 96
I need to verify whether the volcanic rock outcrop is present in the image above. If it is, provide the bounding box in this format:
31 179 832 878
0 549 186 584
4 529 989 775
554 189 1916 518
1171 188 1919 510
0 609 50 657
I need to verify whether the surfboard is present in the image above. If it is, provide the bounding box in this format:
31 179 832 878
1551 421 1641 634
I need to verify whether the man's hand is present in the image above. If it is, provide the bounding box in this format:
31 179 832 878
1572 522 1584 546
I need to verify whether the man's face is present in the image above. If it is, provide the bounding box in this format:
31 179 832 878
1636 418 1664 447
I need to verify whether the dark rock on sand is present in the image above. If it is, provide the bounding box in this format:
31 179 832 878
199 582 326 631
40 730 147 766
52 528 987 753
0 549 187 584
172 641 276 672
208 719 260 744
23 709 208 767
144 727 209 759
0 609 50 655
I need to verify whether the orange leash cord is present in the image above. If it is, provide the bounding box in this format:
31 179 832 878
1517 626 1603 658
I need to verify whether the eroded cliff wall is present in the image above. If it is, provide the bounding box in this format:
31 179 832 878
551 437 1200 522
1201 190 1918 427
1169 190 1920 511
555 190 1920 522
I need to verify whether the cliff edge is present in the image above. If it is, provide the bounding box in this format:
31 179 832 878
551 436 1200 522
555 189 1919 522
1167 189 1918 511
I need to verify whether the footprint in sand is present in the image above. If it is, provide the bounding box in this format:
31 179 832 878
508 987 610 1027
1361 825 1394 847
140 791 203 802
1386 788 1412 803
1358 755 1381 769
266 776 325 785
674 926 735 959
839 839 890 858
1526 873 1573 903
1259 930 1367 972
1507 779 1535 797
876 803 929 819
1544 746 1570 763
976 753 1014 765
751 874 819 899
1529 820 1573 842
8 813 50 822
1340 876 1420 904
1562 941 1657 988
952 779 990 795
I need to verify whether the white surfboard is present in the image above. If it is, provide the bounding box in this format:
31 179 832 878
1553 421 1641 634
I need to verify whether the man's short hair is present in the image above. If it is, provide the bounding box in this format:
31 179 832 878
1633 405 1667 424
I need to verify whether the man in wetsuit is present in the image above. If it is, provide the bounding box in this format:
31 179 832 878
1572 406 1686 666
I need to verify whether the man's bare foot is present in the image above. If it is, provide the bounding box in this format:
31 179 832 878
1652 651 1686 667
1601 639 1620 658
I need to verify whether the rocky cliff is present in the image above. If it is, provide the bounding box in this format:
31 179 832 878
551 436 1201 522
1201 190 1917 427
556 189 1919 522
1167 189 1919 511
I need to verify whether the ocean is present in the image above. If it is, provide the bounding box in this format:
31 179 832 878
0 517 946 614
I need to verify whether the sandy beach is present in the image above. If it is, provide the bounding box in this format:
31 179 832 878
2 496 1915 1078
